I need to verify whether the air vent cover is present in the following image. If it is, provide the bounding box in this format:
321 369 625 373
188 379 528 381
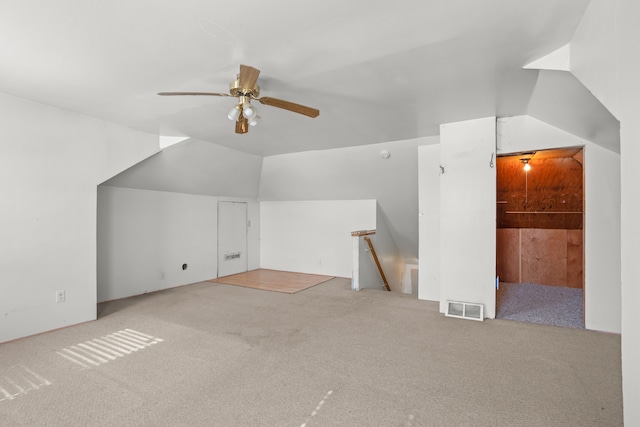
445 301 484 321
224 252 241 261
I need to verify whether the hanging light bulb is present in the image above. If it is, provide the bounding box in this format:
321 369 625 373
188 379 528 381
242 102 257 119
521 158 531 171
227 104 241 121
248 115 259 127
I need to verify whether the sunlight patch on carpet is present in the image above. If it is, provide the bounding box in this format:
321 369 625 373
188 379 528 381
57 329 163 370
0 365 51 402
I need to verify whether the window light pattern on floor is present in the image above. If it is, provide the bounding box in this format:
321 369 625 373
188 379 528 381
0 365 51 402
57 329 163 370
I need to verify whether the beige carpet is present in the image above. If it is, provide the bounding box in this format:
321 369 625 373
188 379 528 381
210 268 334 294
0 278 623 426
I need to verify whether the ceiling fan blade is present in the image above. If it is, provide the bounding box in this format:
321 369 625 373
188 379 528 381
257 97 320 118
235 117 249 134
238 65 260 89
158 92 232 97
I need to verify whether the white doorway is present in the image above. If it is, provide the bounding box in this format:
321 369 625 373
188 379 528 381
218 201 248 277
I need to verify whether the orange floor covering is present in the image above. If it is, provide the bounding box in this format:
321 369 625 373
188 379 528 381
210 269 335 294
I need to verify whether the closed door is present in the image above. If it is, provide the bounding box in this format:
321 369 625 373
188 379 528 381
218 201 248 277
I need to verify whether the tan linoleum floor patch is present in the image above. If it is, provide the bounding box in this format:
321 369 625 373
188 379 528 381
210 269 335 294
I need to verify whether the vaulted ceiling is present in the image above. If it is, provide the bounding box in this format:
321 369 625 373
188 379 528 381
0 0 618 157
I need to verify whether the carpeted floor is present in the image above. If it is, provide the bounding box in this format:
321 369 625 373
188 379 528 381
0 278 621 426
496 282 584 329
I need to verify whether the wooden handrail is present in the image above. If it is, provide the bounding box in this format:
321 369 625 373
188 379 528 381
364 236 391 291
351 229 376 237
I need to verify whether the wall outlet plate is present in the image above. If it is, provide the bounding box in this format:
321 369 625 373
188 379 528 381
56 290 65 303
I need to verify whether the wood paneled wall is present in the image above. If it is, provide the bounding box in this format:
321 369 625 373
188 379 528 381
497 228 583 288
497 156 583 229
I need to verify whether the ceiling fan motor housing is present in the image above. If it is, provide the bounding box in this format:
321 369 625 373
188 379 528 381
229 79 260 98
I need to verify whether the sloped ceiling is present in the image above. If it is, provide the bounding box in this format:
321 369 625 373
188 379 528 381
1 0 617 158
102 138 263 197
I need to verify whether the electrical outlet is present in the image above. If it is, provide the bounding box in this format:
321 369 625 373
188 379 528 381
56 290 65 303
160 272 165 280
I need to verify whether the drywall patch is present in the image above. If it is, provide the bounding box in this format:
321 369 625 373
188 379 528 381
0 365 51 402
57 329 163 370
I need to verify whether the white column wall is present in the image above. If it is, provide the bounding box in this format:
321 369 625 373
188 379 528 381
583 144 621 332
617 0 640 423
418 144 441 301
570 1 639 422
439 117 497 318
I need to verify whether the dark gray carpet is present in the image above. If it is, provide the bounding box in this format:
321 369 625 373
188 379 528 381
497 282 584 329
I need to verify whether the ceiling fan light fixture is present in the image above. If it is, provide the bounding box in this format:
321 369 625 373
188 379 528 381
248 116 259 127
227 104 241 121
242 103 257 119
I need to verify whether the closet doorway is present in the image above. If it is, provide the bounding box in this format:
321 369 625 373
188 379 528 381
495 147 584 328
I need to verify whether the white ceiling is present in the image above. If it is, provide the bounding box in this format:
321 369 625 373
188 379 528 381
1 0 615 157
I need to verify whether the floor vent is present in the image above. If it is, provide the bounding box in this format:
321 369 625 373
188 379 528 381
445 301 484 321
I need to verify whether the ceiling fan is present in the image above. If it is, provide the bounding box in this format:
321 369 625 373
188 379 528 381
158 64 320 134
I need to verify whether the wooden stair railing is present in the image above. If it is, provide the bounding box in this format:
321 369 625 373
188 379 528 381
363 236 391 292
351 229 376 237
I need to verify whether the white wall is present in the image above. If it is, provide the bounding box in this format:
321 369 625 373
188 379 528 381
260 200 376 277
404 264 419 296
498 115 621 333
439 117 497 318
353 205 405 292
570 2 640 421
102 137 263 198
583 144 621 332
97 186 260 302
259 137 438 263
614 1 640 424
570 0 619 118
525 70 619 154
573 1 640 422
372 203 405 292
0 92 159 343
353 235 381 291
417 144 441 301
